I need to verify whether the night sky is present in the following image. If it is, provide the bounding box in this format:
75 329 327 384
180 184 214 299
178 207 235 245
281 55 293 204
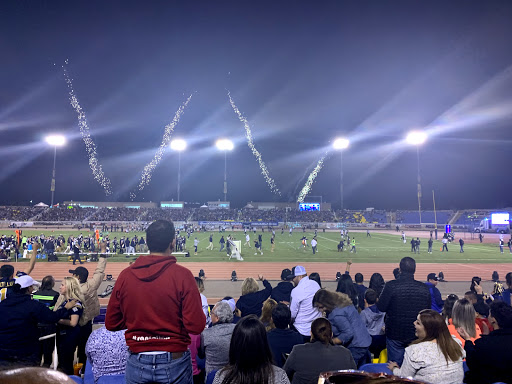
1 1 512 210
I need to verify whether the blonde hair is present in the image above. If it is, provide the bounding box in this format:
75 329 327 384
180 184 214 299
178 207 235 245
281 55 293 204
241 277 259 296
452 298 477 338
260 298 278 331
62 277 86 325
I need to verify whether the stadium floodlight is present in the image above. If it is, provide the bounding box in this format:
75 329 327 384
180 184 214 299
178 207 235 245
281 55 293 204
333 137 350 150
44 134 67 207
45 134 67 147
216 139 234 201
333 137 350 210
170 139 187 201
216 138 234 151
170 138 187 152
406 130 427 146
405 130 427 224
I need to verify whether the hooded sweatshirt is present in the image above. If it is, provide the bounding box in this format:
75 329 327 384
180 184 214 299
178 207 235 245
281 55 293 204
105 255 205 353
360 304 385 336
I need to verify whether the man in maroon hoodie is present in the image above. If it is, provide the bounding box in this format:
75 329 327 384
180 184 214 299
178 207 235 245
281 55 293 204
106 220 205 384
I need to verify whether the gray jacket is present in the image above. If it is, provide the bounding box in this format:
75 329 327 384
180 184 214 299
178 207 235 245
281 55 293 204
199 322 236 376
360 305 385 336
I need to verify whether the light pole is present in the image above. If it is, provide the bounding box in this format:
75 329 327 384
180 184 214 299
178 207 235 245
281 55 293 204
406 130 427 225
170 139 187 201
45 135 67 207
333 138 350 210
215 139 234 201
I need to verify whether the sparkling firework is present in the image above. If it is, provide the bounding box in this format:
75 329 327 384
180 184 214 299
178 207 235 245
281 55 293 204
228 91 281 195
134 94 193 195
63 61 113 195
297 153 329 203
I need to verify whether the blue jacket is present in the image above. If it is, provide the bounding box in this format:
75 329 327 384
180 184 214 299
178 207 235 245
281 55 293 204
0 292 70 360
425 282 443 313
328 301 371 348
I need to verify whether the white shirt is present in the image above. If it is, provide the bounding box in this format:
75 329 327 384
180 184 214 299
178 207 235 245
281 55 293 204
311 239 317 247
392 341 465 384
246 235 250 242
290 277 321 336
194 239 199 247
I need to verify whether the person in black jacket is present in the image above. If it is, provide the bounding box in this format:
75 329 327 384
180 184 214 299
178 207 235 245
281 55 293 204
0 275 77 368
236 275 272 317
271 269 294 304
377 257 431 366
458 301 512 384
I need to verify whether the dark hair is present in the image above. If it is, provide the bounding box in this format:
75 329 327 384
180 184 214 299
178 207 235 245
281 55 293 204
354 273 364 283
399 257 416 274
309 272 322 288
392 268 400 279
364 289 378 305
506 272 512 288
220 315 274 384
464 291 477 302
271 303 291 329
146 220 175 253
40 276 55 291
1 265 14 279
311 317 333 345
336 274 359 308
489 301 512 329
470 277 481 294
414 309 464 363
369 273 385 297
442 294 459 320
11 283 30 295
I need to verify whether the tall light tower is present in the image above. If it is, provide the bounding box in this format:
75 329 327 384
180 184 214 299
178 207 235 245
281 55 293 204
215 139 234 201
170 138 187 201
44 135 67 207
406 130 427 225
333 137 350 210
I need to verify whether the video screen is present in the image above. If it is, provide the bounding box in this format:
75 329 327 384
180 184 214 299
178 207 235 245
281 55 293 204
299 203 320 211
491 213 510 225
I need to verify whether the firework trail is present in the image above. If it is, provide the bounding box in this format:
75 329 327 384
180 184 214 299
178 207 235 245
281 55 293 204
228 91 281 195
63 61 113 195
297 153 329 202
134 94 193 196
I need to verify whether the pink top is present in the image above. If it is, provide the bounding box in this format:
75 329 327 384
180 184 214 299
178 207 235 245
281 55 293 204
189 333 202 376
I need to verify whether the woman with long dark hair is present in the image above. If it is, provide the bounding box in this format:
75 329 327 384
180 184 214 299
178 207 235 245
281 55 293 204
283 317 356 384
387 309 465 384
213 315 289 384
368 273 385 298
336 274 359 309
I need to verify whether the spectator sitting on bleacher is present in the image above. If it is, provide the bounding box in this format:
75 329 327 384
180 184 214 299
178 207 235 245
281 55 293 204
213 315 290 384
236 275 272 318
266 303 303 368
260 298 278 332
460 300 512 384
283 317 356 384
85 327 128 382
312 289 371 367
387 309 465 384
198 301 236 378
270 269 294 305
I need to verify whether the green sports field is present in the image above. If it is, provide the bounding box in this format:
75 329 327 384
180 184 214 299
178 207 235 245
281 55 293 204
3 229 511 264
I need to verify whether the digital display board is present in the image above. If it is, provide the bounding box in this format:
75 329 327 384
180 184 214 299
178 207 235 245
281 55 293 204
161 203 184 208
299 203 320 211
491 213 510 225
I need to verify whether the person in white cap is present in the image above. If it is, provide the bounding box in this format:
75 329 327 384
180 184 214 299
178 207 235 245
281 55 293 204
288 266 321 342
0 275 77 367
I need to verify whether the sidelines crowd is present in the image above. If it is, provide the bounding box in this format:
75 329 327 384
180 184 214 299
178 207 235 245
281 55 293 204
0 219 511 384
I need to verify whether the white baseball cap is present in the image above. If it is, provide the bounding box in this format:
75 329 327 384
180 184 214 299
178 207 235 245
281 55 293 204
15 275 41 289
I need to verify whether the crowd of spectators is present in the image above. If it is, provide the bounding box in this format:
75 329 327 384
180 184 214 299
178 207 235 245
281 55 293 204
38 207 97 222
286 210 334 223
0 206 45 221
192 208 239 221
239 208 285 222
1 220 512 384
